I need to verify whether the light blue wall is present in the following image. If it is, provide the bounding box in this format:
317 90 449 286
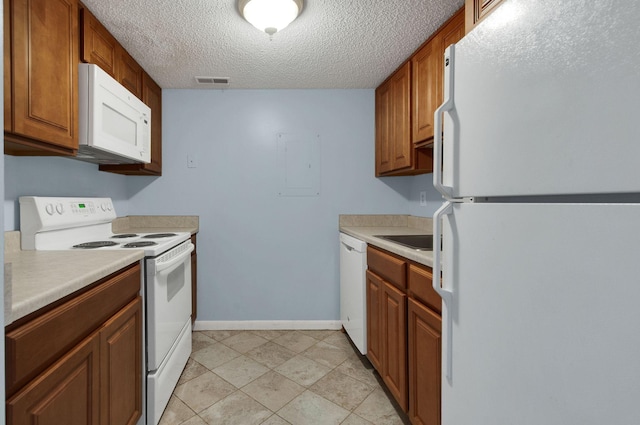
2 89 437 322
4 156 131 230
126 89 418 321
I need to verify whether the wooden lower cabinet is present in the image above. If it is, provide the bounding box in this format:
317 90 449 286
366 270 383 372
366 245 443 424
5 265 142 425
7 333 101 425
408 297 442 425
382 281 408 411
100 297 142 425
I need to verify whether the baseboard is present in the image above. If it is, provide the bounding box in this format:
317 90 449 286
193 320 342 331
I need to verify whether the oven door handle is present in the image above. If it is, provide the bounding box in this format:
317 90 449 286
156 243 194 274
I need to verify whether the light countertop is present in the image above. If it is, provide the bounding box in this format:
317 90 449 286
339 214 435 267
5 215 199 326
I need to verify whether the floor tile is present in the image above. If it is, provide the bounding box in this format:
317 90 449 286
199 391 272 425
335 356 379 388
191 342 241 370
309 370 374 411
274 355 332 387
174 371 236 413
322 332 356 351
260 414 291 425
242 371 305 411
158 395 196 425
220 332 269 353
212 355 269 388
298 329 340 340
250 330 286 340
354 389 405 425
201 330 242 341
278 391 350 425
341 413 374 425
272 331 318 353
180 416 208 425
177 358 209 386
246 342 297 369
192 332 216 352
302 341 351 369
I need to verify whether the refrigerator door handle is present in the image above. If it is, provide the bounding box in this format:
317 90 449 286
433 44 455 200
433 201 454 380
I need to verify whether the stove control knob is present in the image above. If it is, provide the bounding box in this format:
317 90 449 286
107 203 112 211
100 203 107 212
45 203 54 215
55 203 64 215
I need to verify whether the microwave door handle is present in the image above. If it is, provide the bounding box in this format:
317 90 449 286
156 243 194 274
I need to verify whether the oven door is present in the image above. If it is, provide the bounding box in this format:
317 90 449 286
146 240 194 371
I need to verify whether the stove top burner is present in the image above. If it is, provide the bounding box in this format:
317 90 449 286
122 241 158 248
142 233 178 239
73 241 119 249
111 233 139 239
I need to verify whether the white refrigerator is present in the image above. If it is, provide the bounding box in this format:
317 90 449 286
431 1 640 424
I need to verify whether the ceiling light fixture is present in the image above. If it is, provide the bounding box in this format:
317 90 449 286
238 0 303 36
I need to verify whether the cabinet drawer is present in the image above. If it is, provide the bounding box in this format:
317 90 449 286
367 246 406 289
408 264 441 314
5 263 140 397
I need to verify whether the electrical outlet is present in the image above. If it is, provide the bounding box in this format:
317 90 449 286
187 154 197 168
420 191 427 206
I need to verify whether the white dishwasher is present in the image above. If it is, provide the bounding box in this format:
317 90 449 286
339 232 367 354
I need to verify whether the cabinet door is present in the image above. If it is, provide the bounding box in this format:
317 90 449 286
465 0 505 33
7 333 100 425
80 7 118 77
99 297 142 425
436 9 465 108
366 270 383 372
408 298 442 425
390 62 412 171
375 80 393 175
412 40 439 144
116 46 142 99
382 280 408 411
7 0 78 154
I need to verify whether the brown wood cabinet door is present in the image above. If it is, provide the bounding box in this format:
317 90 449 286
7 333 100 425
391 62 412 171
408 298 442 425
7 0 78 153
375 80 393 175
99 297 142 425
80 7 118 77
412 40 439 144
117 46 142 99
436 9 465 108
4 0 11 132
465 0 504 33
382 280 408 411
366 270 383 372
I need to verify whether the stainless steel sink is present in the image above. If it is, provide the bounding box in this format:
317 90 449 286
375 234 434 251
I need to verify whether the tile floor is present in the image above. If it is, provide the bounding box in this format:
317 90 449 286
159 330 408 425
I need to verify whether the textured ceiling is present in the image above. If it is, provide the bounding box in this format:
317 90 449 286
80 0 464 89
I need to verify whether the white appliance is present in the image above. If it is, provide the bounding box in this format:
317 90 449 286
77 63 151 165
339 232 367 354
19 196 193 425
430 2 640 424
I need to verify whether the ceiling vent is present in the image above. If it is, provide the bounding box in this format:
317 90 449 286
194 76 230 87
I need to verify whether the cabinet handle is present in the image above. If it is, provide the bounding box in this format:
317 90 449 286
433 201 454 381
433 44 456 200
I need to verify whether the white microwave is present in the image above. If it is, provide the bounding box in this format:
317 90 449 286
77 63 151 164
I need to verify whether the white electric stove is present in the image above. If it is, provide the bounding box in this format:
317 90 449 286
19 196 193 425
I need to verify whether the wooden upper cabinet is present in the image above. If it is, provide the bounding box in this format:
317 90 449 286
412 40 439 144
390 62 412 171
412 7 464 147
80 7 117 78
465 0 505 33
4 0 79 156
375 79 393 175
116 46 143 99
